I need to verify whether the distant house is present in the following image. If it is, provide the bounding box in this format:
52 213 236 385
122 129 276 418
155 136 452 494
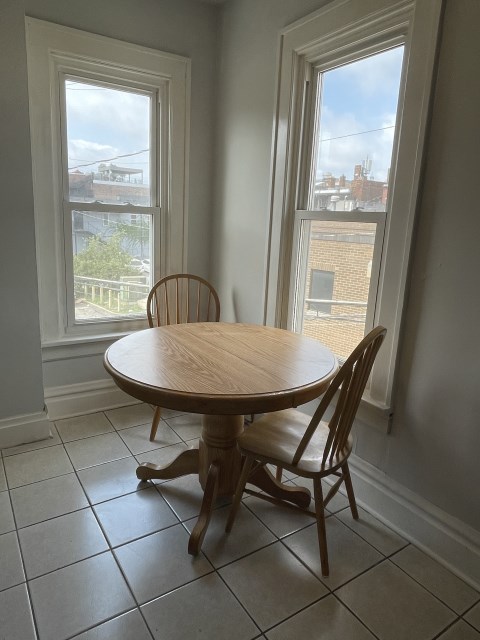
68 165 150 257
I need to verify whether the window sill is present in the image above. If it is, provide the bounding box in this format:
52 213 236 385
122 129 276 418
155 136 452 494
294 389 392 434
41 332 135 362
355 394 393 433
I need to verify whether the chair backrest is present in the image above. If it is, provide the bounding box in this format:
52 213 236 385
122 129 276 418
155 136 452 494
292 326 387 467
146 274 220 327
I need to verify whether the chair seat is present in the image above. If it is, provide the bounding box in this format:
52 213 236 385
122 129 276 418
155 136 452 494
237 408 352 476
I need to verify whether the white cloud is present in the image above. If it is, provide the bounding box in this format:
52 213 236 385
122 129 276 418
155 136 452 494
65 80 150 172
341 46 404 99
68 140 119 170
316 110 396 182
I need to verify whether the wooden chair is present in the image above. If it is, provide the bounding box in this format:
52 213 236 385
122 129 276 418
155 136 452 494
146 274 220 441
226 326 386 577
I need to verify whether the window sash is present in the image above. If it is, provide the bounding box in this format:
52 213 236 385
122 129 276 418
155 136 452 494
60 73 160 210
62 202 160 327
289 210 385 344
58 71 162 328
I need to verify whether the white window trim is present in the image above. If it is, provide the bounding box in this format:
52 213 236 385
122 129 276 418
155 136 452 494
26 18 190 349
264 0 443 431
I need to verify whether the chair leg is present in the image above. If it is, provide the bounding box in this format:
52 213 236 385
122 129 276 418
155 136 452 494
225 456 254 533
342 462 359 520
312 476 329 577
149 406 162 442
275 466 283 481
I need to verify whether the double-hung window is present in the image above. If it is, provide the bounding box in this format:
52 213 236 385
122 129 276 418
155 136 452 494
292 46 403 361
64 78 157 325
26 19 189 345
265 0 443 430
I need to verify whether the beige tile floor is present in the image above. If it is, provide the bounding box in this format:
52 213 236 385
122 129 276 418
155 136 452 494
0 403 479 640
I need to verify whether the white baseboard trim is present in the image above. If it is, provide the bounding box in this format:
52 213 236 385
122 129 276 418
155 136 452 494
0 410 51 449
349 454 480 590
45 379 141 420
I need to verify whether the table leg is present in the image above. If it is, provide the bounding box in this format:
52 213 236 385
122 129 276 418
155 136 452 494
249 464 311 509
188 461 220 555
136 447 199 481
188 414 244 555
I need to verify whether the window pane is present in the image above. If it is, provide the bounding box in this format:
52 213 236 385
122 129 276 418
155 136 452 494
65 79 151 206
309 269 334 314
72 211 152 322
298 220 377 359
311 47 403 212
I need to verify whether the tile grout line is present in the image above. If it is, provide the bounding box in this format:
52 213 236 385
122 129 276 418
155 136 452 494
386 552 480 617
56 409 159 640
2 406 479 639
4 474 42 640
69 412 176 640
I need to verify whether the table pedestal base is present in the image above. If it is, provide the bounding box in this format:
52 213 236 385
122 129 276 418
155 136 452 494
136 413 312 554
198 415 244 496
136 447 199 481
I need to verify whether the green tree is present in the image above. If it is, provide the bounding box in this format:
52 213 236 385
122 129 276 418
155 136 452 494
117 216 149 258
74 232 137 280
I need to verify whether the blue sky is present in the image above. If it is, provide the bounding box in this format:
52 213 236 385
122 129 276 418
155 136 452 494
315 45 404 183
64 45 404 190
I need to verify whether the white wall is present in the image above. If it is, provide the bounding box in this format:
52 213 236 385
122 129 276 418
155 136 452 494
212 0 327 322
212 0 480 553
0 1 45 421
383 0 480 527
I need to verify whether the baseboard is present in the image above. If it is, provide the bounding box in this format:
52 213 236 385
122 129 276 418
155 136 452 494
0 410 51 449
349 454 480 590
44 379 141 420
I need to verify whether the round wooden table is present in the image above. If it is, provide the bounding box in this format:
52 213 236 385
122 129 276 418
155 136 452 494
104 322 337 553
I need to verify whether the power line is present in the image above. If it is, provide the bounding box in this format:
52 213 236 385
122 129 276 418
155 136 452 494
69 149 149 171
321 125 394 143
69 158 148 165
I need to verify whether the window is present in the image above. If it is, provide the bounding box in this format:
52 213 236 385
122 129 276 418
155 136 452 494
294 46 403 361
65 78 154 323
308 269 334 315
26 19 189 344
265 0 443 429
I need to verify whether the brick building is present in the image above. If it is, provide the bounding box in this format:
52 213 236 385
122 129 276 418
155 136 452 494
302 160 384 358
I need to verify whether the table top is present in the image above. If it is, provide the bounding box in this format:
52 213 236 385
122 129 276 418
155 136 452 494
104 322 338 415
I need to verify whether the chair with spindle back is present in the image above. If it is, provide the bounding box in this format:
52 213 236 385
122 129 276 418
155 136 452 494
225 326 386 577
146 274 221 441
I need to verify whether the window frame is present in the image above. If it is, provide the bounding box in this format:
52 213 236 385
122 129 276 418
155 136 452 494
61 74 161 329
26 18 190 347
264 0 444 430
